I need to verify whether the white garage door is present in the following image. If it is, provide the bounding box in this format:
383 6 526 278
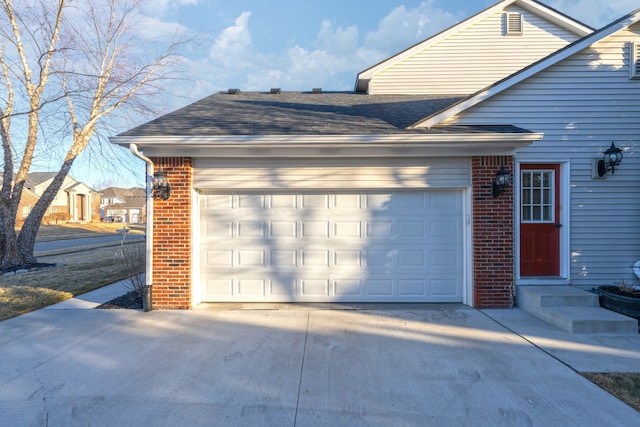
199 190 464 302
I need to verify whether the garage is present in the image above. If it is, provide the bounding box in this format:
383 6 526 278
111 91 542 309
199 189 464 302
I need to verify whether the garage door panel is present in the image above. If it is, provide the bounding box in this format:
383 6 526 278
237 279 266 296
206 279 233 296
270 221 297 238
333 279 362 296
398 279 426 296
200 190 463 302
301 279 330 296
301 222 329 238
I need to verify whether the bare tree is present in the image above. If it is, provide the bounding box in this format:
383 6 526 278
0 0 181 271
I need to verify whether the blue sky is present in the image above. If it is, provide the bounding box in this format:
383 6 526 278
83 0 639 188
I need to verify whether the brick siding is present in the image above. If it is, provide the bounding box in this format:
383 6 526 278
150 157 192 309
471 156 514 308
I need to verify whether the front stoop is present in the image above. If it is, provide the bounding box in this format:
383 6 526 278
516 286 638 334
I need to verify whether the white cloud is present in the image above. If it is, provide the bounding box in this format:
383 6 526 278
141 0 201 15
132 14 192 41
546 0 638 28
195 2 462 93
314 20 359 54
364 1 459 53
209 11 253 68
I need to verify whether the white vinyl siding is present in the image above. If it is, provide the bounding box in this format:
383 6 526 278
194 158 471 190
444 25 640 288
368 6 581 95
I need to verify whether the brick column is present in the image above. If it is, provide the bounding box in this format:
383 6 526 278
472 156 514 308
150 157 192 309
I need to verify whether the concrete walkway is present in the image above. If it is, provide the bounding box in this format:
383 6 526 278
0 282 638 426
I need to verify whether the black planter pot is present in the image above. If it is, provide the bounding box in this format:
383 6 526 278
142 285 152 312
599 285 640 321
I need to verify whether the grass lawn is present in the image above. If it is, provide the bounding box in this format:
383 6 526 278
582 372 640 411
34 222 145 242
1 223 145 321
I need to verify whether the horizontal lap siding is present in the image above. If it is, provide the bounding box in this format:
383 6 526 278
446 26 640 287
369 6 580 95
194 158 471 189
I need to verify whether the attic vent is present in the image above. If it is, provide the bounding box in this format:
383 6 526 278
312 88 322 94
227 88 241 95
629 42 640 79
270 88 282 94
505 13 523 35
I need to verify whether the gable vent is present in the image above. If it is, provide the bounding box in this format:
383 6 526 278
630 42 640 79
505 13 523 35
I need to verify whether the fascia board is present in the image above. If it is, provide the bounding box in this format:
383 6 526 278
110 133 543 158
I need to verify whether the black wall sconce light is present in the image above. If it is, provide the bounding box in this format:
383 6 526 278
152 170 171 200
492 165 512 198
596 142 623 177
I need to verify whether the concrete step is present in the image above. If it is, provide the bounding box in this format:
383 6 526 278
516 286 638 334
518 286 599 307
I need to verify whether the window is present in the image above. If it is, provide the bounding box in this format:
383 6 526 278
22 206 31 218
630 42 640 79
505 13 523 35
521 170 554 223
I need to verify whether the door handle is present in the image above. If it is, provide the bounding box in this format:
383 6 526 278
554 223 562 228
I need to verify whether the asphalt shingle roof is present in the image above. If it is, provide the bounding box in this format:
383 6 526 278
120 91 471 136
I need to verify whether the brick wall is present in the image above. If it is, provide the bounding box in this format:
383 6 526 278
472 156 514 308
150 157 192 309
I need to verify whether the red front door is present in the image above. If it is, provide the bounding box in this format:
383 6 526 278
520 164 560 276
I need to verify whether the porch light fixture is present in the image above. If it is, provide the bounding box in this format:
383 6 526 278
492 165 511 198
152 170 171 200
596 142 623 177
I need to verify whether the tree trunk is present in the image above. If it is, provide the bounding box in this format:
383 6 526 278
0 163 74 272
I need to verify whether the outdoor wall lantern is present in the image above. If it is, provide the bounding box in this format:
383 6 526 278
152 170 171 200
492 165 512 198
596 142 623 177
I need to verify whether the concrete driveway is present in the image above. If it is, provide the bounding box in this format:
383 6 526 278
1 283 639 426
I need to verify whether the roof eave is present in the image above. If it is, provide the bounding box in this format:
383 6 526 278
110 132 543 158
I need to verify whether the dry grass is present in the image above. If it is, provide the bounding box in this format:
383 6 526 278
582 372 640 411
34 223 145 242
0 242 144 321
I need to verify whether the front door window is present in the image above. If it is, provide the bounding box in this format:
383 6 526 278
521 170 553 223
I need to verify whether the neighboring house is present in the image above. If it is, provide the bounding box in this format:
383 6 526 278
100 187 146 223
111 0 606 310
14 173 100 225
